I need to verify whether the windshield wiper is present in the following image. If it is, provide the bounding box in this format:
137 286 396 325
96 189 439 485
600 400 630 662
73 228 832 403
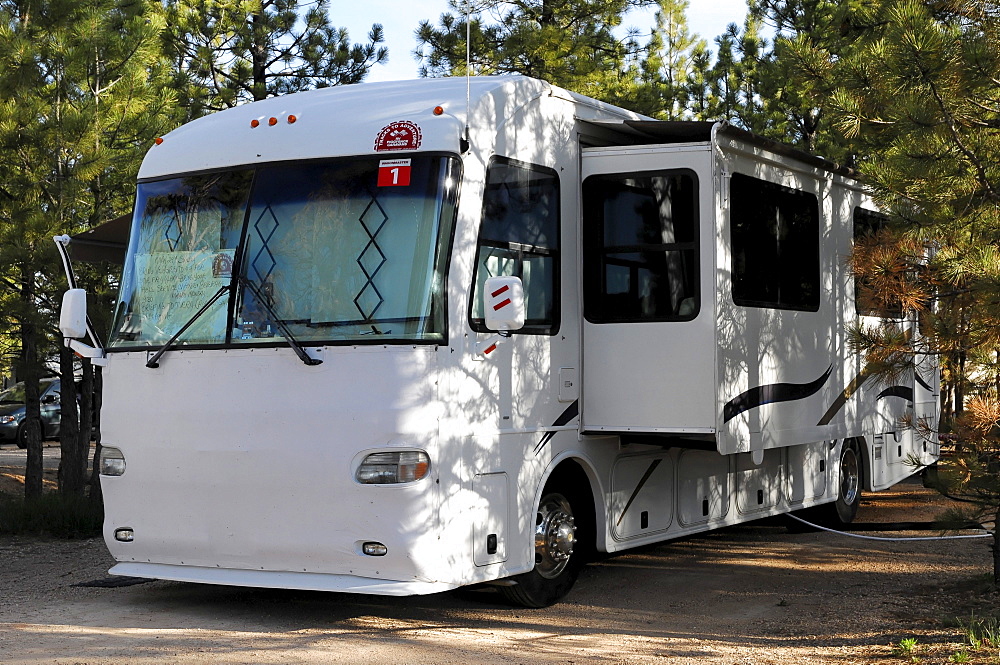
237 277 322 366
145 280 322 369
146 285 232 369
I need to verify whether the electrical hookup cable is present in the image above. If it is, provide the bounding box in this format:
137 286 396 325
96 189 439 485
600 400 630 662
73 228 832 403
785 513 994 542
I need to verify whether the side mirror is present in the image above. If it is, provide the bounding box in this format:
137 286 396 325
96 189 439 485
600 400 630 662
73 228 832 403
483 276 525 333
60 289 88 340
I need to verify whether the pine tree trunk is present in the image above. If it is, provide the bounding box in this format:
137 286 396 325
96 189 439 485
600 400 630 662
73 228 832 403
87 366 104 506
78 361 94 488
58 345 83 495
20 266 43 500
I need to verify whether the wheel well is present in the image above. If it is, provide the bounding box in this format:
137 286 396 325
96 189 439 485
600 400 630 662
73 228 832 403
847 436 871 491
542 459 598 556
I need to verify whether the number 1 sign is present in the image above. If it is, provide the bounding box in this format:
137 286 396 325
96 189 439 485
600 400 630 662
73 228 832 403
377 159 412 187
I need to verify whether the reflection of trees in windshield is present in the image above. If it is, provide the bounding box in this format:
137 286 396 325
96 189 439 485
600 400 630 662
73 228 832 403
139 171 252 255
110 170 253 346
111 156 460 348
234 157 459 342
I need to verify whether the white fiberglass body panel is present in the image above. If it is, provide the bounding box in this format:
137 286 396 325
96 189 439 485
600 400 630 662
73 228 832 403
101 347 462 589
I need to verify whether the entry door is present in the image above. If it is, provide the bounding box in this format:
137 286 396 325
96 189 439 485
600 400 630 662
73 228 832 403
580 145 716 435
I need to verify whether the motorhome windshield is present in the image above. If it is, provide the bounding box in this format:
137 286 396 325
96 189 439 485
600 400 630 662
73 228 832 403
110 155 460 349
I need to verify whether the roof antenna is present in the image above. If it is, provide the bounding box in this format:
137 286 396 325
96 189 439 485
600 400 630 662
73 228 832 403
462 0 471 153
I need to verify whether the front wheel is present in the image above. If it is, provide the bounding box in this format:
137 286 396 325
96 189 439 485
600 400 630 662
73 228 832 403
15 424 27 449
499 490 587 608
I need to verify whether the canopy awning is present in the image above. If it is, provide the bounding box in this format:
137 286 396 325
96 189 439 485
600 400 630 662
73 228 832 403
70 214 130 264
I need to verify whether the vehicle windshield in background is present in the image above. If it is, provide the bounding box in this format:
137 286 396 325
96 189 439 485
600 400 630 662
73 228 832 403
109 155 461 349
0 384 27 403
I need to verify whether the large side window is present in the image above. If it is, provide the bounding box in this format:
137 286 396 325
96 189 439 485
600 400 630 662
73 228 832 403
583 171 699 322
853 207 903 318
470 159 559 334
730 173 820 312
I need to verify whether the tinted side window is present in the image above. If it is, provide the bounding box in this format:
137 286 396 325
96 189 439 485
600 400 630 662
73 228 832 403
470 159 559 334
583 171 699 322
731 173 820 311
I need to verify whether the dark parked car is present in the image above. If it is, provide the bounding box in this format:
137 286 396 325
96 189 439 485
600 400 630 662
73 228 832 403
0 379 61 449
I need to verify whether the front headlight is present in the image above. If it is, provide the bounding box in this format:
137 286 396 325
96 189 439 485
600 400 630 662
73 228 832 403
356 450 430 484
0 415 16 425
99 446 126 476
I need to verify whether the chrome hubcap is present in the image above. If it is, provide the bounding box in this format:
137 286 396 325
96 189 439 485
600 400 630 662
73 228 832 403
534 494 576 579
840 444 860 505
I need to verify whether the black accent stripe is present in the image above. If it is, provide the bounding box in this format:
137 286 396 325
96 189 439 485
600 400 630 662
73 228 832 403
915 373 933 392
877 386 914 402
816 367 872 426
723 364 834 423
616 459 663 527
533 400 579 454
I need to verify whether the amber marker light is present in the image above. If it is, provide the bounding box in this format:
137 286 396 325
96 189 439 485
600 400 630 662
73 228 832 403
433 106 445 116
153 137 164 145
268 117 278 126
250 119 260 128
287 115 297 124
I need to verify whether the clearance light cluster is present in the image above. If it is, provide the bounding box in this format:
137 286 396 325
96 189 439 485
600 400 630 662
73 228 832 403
355 450 430 485
250 114 297 128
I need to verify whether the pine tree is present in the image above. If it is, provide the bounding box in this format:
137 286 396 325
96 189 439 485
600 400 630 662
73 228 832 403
0 0 172 498
415 0 654 101
164 0 387 119
629 0 707 119
833 0 1000 583
738 0 865 161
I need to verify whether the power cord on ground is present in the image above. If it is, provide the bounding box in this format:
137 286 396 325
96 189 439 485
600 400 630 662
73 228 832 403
786 513 994 542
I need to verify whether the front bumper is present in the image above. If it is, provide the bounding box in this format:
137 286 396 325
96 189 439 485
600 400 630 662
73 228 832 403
109 562 460 596
0 420 20 442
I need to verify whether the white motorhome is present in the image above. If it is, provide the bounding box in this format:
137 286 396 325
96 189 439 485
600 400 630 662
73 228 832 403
59 76 939 607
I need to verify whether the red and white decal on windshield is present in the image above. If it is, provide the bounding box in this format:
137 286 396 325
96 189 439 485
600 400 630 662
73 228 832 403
374 121 422 151
378 159 412 187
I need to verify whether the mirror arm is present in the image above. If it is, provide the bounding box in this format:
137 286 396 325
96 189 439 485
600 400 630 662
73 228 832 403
54 235 108 360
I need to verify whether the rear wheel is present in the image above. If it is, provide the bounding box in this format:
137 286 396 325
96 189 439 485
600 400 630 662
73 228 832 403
830 439 863 524
790 438 863 530
499 486 590 608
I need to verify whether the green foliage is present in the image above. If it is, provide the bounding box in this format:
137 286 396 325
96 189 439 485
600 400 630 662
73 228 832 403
0 0 172 497
164 0 388 118
959 613 1000 650
832 0 1000 585
893 636 920 657
736 0 869 159
626 0 709 119
0 492 103 538
415 0 654 101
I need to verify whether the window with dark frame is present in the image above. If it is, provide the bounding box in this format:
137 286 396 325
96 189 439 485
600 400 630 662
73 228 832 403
583 171 699 323
470 158 560 334
730 173 820 312
853 207 903 319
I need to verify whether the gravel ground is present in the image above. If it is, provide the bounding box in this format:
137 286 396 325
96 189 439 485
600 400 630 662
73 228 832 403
0 476 996 665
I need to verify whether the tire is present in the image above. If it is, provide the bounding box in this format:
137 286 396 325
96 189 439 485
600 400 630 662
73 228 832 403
793 438 862 529
15 423 27 450
829 438 863 524
499 486 591 608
